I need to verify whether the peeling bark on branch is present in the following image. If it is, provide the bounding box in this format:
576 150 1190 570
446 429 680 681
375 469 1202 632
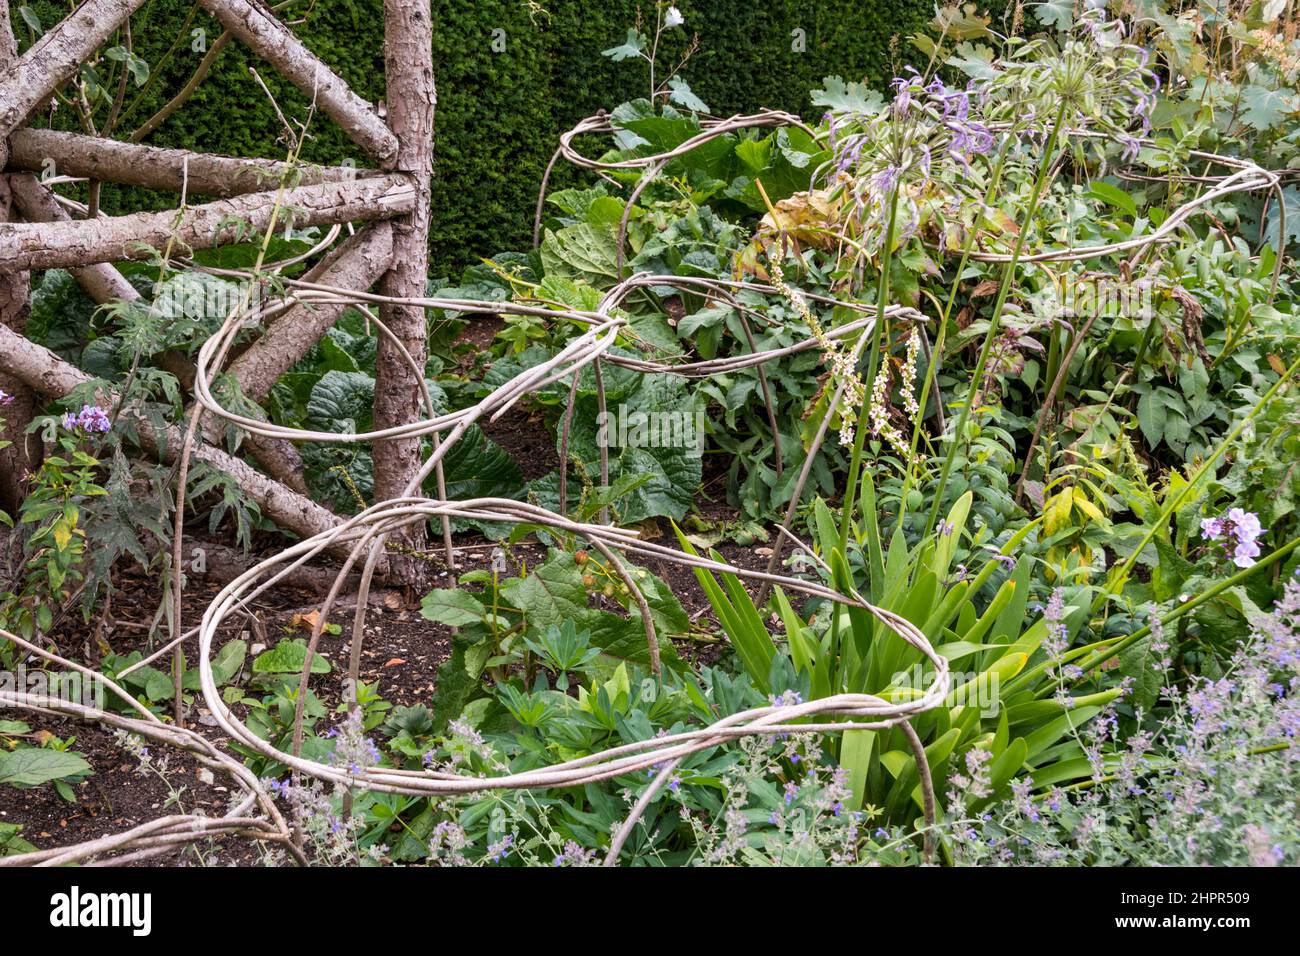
6 174 142 304
0 175 414 272
194 0 399 166
372 0 435 584
227 223 395 402
0 323 357 558
0 11 38 517
7 129 376 199
0 178 36 517
9 181 313 495
0 0 151 138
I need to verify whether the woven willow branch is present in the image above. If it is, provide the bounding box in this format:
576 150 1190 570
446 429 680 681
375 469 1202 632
5 79 1284 867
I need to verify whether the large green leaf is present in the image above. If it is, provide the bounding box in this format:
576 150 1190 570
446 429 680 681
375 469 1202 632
0 822 35 856
567 371 704 523
306 370 377 434
500 549 589 632
581 610 681 670
0 748 92 788
429 425 524 501
27 269 97 362
540 223 621 286
253 638 332 675
420 588 487 627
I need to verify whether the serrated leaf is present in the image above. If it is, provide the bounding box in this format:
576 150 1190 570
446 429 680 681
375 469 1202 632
811 76 884 114
946 42 998 81
601 28 645 62
500 550 589 632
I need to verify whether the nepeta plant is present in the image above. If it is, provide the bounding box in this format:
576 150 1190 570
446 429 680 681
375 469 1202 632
948 575 1300 866
681 735 867 866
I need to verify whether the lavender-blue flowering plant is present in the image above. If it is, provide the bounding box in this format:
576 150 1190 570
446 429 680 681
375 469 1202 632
949 575 1300 866
62 404 112 436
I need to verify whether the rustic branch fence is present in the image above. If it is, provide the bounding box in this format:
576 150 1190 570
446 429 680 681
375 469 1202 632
0 1 1281 866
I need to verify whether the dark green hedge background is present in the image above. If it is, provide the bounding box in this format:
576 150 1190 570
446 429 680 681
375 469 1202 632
28 0 965 268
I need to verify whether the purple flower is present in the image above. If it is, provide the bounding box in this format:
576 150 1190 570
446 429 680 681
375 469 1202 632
62 403 111 435
552 840 595 867
768 689 804 707
1202 509 1266 568
870 163 901 199
0 389 13 406
486 834 513 863
889 66 922 116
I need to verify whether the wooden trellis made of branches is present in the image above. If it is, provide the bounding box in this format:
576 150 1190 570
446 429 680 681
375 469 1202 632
0 0 434 571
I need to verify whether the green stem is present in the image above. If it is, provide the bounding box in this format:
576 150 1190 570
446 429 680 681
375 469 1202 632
896 145 1011 527
1127 310 1158 386
1098 350 1300 606
838 186 900 553
924 101 1069 537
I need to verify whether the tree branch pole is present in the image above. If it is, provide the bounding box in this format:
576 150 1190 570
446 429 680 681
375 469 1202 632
6 128 375 198
0 179 35 517
372 0 441 583
3 172 308 494
0 0 151 138
194 0 399 166
226 224 395 401
0 8 38 517
211 224 397 494
5 174 141 303
0 175 414 271
0 323 362 560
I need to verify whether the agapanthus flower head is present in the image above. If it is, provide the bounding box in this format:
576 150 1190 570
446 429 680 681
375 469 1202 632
821 63 1001 255
889 66 923 117
63 403 111 435
979 11 1159 155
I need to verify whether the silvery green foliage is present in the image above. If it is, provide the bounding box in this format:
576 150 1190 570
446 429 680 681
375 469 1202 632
265 710 388 866
680 733 867 867
947 577 1300 866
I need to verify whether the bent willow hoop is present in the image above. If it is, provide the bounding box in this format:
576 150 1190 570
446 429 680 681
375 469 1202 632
2 80 1282 863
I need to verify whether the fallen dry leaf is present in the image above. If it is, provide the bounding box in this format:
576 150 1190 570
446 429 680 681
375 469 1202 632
290 610 322 632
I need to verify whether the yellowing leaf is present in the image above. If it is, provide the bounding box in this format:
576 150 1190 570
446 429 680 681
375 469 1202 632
1071 488 1106 523
1042 489 1074 536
